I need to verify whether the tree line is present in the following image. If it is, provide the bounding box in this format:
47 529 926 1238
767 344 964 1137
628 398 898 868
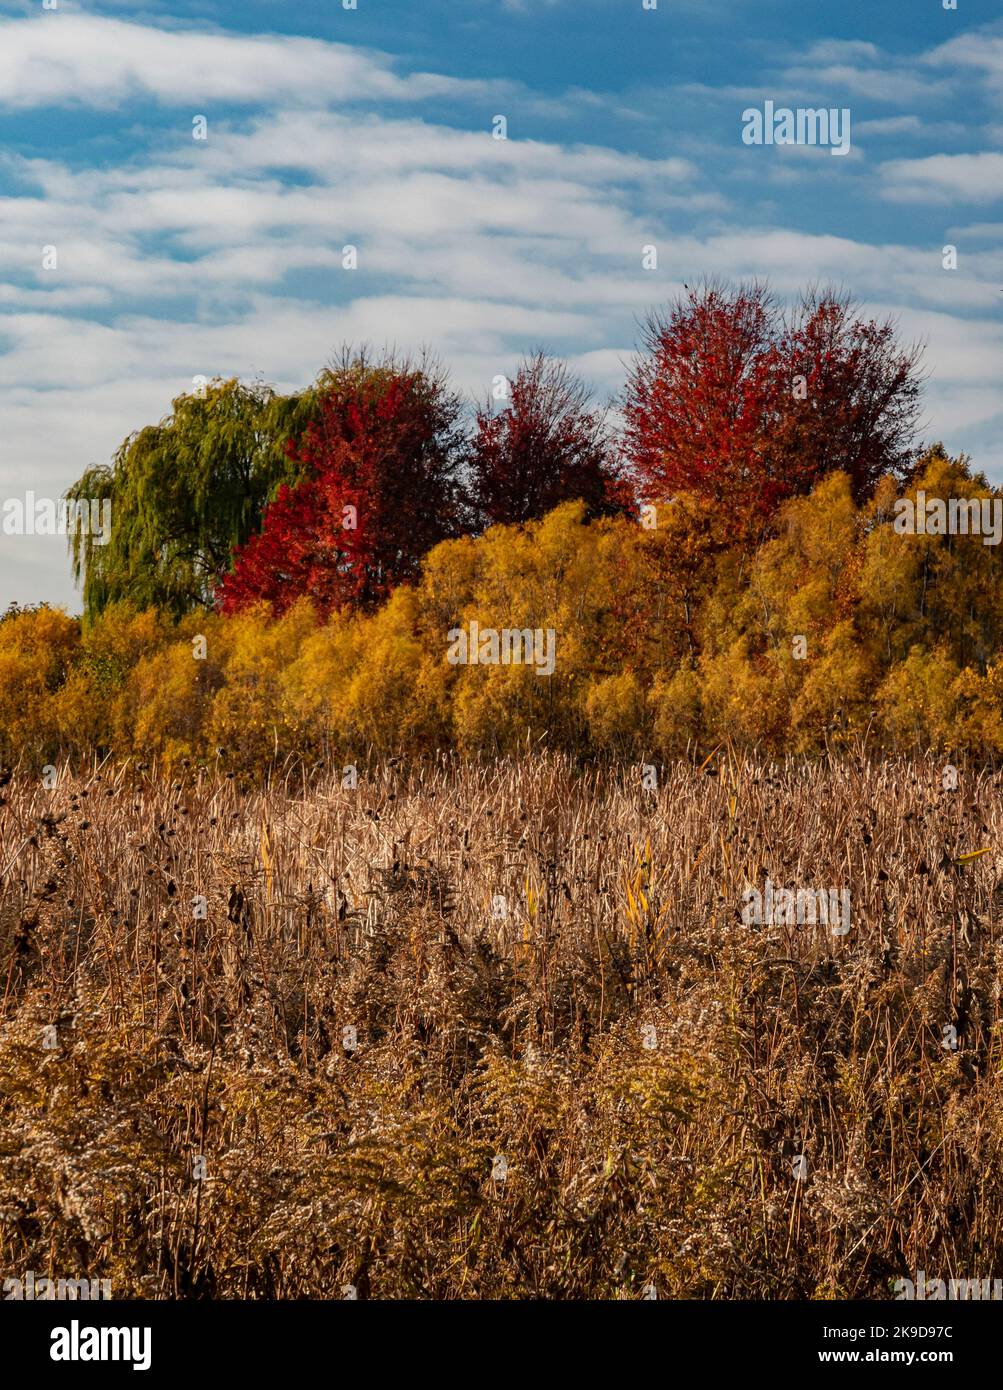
65 282 924 622
5 444 1003 767
7 277 994 768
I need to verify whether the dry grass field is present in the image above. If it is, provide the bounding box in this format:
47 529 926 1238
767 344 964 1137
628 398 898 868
2 750 1002 1299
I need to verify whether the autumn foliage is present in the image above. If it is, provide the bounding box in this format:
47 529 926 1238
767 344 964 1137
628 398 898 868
40 279 976 770
218 356 463 616
64 284 929 624
467 353 632 527
624 282 924 531
9 446 1003 769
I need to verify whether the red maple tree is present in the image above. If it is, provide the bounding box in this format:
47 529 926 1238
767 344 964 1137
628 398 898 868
624 282 924 530
468 353 633 528
218 357 463 616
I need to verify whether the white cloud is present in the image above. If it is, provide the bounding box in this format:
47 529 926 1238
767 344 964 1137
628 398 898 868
778 62 943 105
799 41 882 65
925 32 1003 99
0 110 710 314
855 115 924 137
880 152 1003 202
0 13 500 109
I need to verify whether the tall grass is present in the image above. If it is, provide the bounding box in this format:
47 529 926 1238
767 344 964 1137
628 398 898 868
2 751 1001 1298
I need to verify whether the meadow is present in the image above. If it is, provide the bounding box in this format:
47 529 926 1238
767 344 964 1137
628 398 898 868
2 750 1001 1299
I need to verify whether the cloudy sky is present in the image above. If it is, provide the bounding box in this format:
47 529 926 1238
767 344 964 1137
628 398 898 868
1 0 1001 610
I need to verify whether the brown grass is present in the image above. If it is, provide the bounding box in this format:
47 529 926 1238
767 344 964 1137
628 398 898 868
2 750 1002 1299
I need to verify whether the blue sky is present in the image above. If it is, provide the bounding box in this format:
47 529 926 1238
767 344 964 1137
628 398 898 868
1 0 1001 609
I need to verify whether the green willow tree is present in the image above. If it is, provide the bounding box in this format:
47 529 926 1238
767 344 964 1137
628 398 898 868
66 377 325 620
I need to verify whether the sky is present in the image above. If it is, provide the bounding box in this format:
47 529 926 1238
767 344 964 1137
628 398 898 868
1 0 1001 611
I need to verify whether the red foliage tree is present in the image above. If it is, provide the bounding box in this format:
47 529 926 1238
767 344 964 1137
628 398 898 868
218 356 462 616
624 282 924 530
777 289 926 498
468 353 633 528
